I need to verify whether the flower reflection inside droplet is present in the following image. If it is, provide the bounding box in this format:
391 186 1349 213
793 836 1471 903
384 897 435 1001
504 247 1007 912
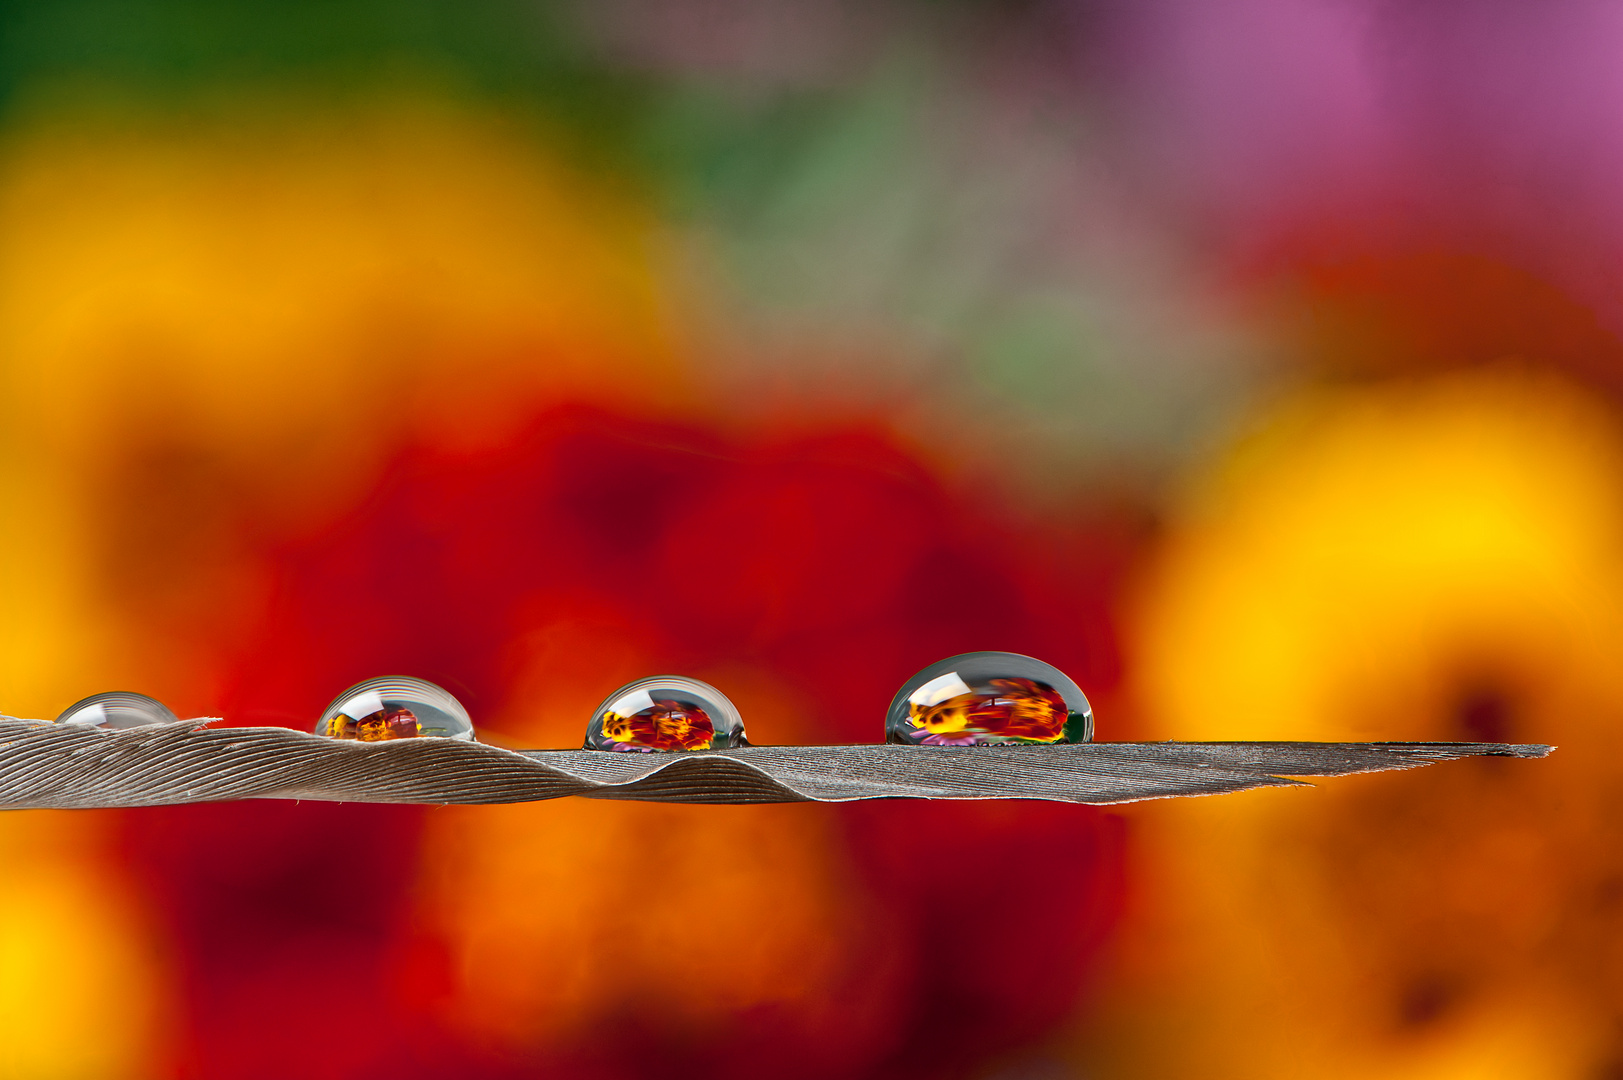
587 677 745 752
887 652 1093 746
317 676 474 741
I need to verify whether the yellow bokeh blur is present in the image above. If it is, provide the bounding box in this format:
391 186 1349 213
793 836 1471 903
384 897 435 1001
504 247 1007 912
1137 367 1623 745
0 93 683 719
0 43 1617 1080
0 94 687 1079
1099 368 1623 1079
0 814 169 1080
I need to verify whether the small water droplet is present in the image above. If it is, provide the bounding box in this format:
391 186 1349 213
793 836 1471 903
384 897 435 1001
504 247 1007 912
887 652 1093 745
586 677 746 751
56 692 178 729
317 677 474 742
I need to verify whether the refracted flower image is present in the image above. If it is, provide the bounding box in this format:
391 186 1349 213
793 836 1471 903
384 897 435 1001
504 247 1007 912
598 699 713 751
323 705 419 742
316 677 475 742
1 0 1621 1078
887 652 1094 746
586 677 745 751
898 676 1069 745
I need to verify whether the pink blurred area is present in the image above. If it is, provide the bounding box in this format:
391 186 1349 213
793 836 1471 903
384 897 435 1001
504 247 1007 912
1 2 1622 1078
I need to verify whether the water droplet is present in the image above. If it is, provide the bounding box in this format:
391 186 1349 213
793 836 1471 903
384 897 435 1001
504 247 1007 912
887 652 1093 745
56 691 178 729
317 677 474 742
586 677 746 752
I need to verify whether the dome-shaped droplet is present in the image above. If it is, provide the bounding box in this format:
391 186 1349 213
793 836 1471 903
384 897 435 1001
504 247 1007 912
56 691 178 729
586 677 746 752
886 652 1093 746
317 676 474 742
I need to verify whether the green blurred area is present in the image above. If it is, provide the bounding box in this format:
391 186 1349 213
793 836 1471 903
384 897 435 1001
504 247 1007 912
0 0 648 154
0 0 1248 492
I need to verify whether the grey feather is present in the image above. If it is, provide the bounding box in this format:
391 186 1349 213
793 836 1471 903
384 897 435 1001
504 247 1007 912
0 718 1552 809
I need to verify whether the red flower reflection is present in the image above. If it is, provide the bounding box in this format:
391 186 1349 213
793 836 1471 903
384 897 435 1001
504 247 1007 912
325 707 421 742
906 677 1070 745
600 700 716 751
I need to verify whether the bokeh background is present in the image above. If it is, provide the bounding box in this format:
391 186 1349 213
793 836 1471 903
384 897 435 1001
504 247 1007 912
1 0 1620 1077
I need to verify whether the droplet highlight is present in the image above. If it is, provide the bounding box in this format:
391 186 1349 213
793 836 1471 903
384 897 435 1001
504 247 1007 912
317 676 474 742
887 652 1093 746
56 691 178 729
586 677 746 752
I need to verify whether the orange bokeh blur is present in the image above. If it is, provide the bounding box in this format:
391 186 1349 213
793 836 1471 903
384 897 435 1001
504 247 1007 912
1100 367 1623 1078
0 93 1124 1079
4 6 1623 1078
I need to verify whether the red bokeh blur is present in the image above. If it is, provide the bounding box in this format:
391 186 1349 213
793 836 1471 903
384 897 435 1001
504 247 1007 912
111 408 1127 1079
9 3 1623 1076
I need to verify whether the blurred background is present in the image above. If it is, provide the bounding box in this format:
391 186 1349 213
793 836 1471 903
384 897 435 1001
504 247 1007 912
0 0 1620 1076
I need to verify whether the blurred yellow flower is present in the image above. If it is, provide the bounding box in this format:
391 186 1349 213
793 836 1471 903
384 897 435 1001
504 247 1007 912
1104 369 1623 1079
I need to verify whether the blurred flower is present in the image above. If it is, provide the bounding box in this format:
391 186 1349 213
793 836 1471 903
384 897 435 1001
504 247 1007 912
0 813 172 1080
1102 368 1623 1079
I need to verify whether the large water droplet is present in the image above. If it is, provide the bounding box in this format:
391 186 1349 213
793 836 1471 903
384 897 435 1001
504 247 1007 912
887 652 1093 745
586 677 746 752
56 691 178 729
317 676 474 742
